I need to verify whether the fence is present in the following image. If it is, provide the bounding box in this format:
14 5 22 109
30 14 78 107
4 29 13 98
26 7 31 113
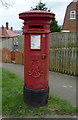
15 50 24 64
49 32 78 76
0 49 2 61
17 32 78 50
50 32 78 48
1 48 24 65
49 47 78 76
2 48 12 63
1 32 78 76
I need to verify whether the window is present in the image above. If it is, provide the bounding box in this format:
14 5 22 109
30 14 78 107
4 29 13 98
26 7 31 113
70 11 76 19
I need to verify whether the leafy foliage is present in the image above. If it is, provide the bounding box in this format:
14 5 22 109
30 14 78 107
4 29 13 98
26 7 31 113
31 0 48 11
50 19 61 33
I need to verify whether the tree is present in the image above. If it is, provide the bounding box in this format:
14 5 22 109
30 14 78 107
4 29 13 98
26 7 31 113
50 19 61 33
31 0 60 32
31 0 49 11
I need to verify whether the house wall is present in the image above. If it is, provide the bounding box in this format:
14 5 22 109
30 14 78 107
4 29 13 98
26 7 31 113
0 37 18 50
76 1 78 31
62 2 78 32
0 38 2 49
50 32 78 76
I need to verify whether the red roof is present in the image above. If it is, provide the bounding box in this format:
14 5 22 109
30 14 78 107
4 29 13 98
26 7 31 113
0 26 18 38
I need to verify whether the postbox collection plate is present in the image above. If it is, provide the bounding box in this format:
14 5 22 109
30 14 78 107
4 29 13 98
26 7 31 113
31 35 41 49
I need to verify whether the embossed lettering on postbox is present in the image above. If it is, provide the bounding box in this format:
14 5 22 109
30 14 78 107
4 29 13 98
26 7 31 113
28 54 41 78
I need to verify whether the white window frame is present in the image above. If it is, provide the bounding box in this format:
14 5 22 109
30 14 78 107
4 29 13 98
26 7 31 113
70 11 76 19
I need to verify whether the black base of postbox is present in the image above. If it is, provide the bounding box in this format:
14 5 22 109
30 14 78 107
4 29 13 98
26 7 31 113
23 86 49 107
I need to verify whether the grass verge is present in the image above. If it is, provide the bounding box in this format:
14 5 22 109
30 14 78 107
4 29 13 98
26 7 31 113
0 67 2 115
2 68 78 117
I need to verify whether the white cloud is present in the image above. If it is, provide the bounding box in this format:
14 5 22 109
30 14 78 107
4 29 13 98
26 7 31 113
43 0 72 2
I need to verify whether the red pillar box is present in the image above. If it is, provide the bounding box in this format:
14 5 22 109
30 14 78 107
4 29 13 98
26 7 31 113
19 10 55 107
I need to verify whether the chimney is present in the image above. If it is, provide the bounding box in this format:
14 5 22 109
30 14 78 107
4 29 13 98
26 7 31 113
6 22 9 30
2 25 4 35
11 27 13 31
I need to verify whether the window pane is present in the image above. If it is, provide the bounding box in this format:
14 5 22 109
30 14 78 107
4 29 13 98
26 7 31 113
70 11 76 19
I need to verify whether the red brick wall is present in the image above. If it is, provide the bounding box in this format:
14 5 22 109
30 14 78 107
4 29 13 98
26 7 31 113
62 2 78 32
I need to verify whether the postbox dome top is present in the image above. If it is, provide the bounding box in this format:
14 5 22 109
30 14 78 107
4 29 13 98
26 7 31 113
19 10 55 20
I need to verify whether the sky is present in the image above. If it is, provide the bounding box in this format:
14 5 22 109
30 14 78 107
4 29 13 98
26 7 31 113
0 0 73 30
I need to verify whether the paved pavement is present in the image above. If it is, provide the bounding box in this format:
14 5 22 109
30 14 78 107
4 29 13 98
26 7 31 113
2 62 77 107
